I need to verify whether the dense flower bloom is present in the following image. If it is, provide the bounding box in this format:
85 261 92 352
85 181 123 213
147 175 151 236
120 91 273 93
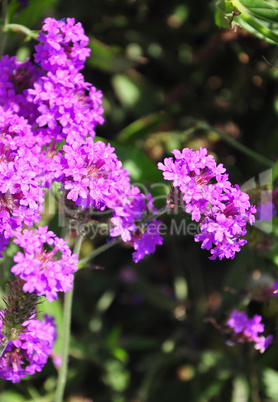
0 314 56 382
0 56 42 122
55 137 163 262
0 108 47 254
57 138 130 210
158 147 256 260
227 310 272 353
11 226 78 302
27 17 104 144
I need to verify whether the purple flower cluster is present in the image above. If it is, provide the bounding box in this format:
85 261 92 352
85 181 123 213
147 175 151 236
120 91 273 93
0 108 46 254
0 314 56 383
227 310 272 353
0 18 104 254
158 147 256 260
28 18 104 144
56 137 163 261
57 138 130 210
0 16 163 299
11 226 78 302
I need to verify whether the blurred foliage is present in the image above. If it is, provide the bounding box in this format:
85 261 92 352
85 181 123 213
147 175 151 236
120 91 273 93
2 0 278 401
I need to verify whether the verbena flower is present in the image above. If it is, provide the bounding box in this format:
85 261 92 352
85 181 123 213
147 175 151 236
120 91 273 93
158 147 256 260
57 138 163 262
227 310 272 353
256 201 276 222
27 17 104 144
0 314 56 383
12 226 78 302
0 108 46 252
58 138 130 211
0 56 42 122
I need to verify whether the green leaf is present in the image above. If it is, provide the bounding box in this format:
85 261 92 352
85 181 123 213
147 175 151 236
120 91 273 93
112 73 162 116
231 376 249 402
0 391 26 402
215 0 238 29
112 143 163 183
263 368 278 401
215 0 278 45
12 0 58 29
116 113 164 145
88 38 136 73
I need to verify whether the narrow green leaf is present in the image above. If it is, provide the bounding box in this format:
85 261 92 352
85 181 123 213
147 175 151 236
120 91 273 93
88 38 136 73
12 0 58 29
117 113 164 145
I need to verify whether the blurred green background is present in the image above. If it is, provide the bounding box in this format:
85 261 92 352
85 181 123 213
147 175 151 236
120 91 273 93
2 0 278 401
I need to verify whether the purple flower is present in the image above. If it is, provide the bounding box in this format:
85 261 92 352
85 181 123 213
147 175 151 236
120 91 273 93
56 138 163 262
27 18 104 144
256 201 276 222
0 314 56 383
226 310 272 353
0 108 50 251
243 315 264 339
227 310 248 333
11 227 78 302
254 335 273 353
131 220 163 263
158 147 256 260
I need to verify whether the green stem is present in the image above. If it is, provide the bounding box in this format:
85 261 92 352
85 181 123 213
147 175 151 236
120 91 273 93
78 238 121 268
4 23 39 40
54 234 84 402
55 235 120 401
195 121 274 168
0 0 8 57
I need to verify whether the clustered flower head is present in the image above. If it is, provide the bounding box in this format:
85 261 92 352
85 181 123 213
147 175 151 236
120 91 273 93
28 17 104 144
12 226 78 302
0 314 56 383
226 310 272 353
158 147 256 260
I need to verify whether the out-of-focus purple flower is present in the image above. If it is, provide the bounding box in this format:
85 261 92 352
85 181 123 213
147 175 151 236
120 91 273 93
256 201 276 222
226 310 272 353
227 310 248 333
0 314 56 383
254 335 273 353
11 226 78 302
119 267 138 283
158 147 256 260
243 315 264 339
17 0 29 9
52 354 62 369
